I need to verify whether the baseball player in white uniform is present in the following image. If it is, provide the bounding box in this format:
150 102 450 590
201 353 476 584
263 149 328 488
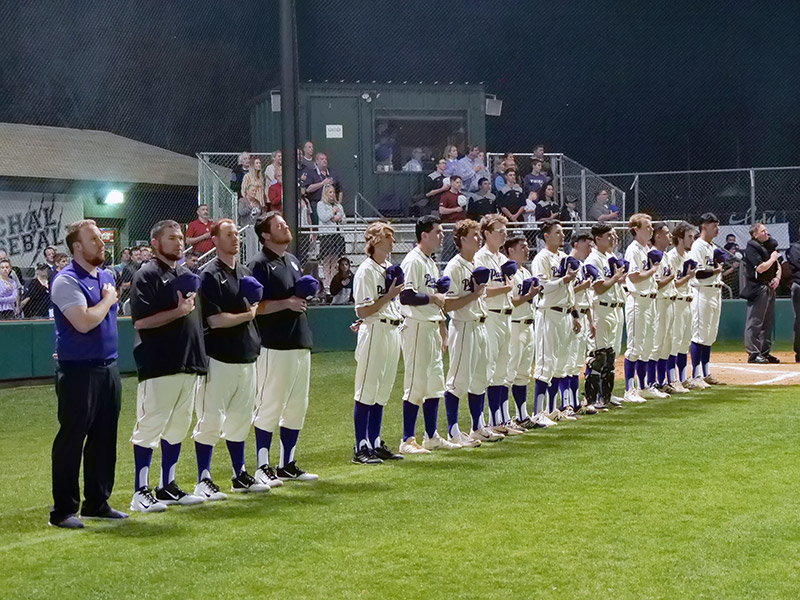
474 214 525 435
689 213 724 387
398 216 460 454
665 221 698 391
351 222 405 464
503 235 541 428
530 220 581 422
585 223 627 410
566 233 595 414
649 222 677 393
442 219 499 445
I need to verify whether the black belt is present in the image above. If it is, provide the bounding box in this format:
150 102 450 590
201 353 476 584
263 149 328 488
489 308 512 316
478 316 486 323
549 306 571 313
668 295 677 301
578 308 590 315
679 296 693 302
512 318 534 324
58 358 117 368
699 284 722 289
636 293 657 299
379 318 401 327
599 301 623 308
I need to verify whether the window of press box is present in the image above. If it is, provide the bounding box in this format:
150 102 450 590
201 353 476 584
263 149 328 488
373 116 466 173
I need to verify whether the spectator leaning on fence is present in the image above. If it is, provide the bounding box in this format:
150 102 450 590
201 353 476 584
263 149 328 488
230 152 250 198
0 258 20 319
588 189 618 222
186 203 215 257
316 183 346 292
741 222 781 364
467 177 497 221
786 229 800 363
22 262 51 318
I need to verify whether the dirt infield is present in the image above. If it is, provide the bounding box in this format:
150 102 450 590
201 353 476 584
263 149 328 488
613 351 800 386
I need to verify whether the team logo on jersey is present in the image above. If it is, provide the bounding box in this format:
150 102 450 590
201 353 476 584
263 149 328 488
462 278 471 292
551 265 559 277
424 273 436 289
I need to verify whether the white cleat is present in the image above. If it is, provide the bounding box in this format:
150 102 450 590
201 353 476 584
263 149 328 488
670 381 691 393
684 377 710 390
639 386 669 399
470 427 503 442
534 413 558 427
623 390 646 403
502 420 527 435
130 487 168 513
559 407 581 420
193 478 228 501
451 431 481 447
399 436 431 454
422 432 462 450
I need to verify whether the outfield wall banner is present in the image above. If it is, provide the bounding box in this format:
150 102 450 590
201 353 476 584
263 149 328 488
0 192 84 267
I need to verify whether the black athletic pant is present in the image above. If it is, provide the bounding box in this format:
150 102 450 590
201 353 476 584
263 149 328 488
792 283 800 359
51 361 121 522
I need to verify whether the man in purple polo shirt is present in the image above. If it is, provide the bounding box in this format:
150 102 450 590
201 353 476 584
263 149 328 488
50 219 126 529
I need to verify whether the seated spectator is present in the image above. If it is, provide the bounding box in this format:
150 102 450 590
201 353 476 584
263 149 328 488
442 145 459 177
374 129 396 171
301 261 327 304
264 150 282 184
299 140 316 174
268 172 283 213
535 183 560 222
329 257 354 305
21 262 51 319
493 153 516 191
522 158 548 198
184 250 200 274
467 177 497 221
242 157 266 206
587 189 618 221
416 158 449 217
317 183 346 292
186 203 215 256
402 148 424 172
496 169 526 223
455 145 483 192
230 152 250 198
0 258 20 319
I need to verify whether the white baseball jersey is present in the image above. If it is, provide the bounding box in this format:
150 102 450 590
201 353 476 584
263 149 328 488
668 248 693 357
586 249 624 354
625 240 657 295
624 241 656 363
573 260 592 310
510 265 535 321
399 247 443 322
530 248 573 309
354 257 402 322
689 238 722 288
655 251 677 299
443 254 486 321
531 248 574 383
585 248 624 305
474 246 512 311
667 248 692 299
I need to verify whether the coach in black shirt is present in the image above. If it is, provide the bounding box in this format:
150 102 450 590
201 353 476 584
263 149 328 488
496 169 526 223
129 219 207 513
786 232 800 362
741 222 781 364
248 212 318 482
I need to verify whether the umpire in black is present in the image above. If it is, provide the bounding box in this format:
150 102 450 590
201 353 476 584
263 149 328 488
741 222 782 364
49 220 126 528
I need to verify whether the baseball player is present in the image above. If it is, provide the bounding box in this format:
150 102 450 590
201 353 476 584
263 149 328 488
129 220 207 512
398 215 460 453
474 214 525 435
566 233 596 414
530 219 581 422
665 221 698 391
503 235 541 428
623 213 662 402
442 219 498 445
585 223 627 410
351 222 405 464
249 212 318 483
688 213 724 387
193 218 269 499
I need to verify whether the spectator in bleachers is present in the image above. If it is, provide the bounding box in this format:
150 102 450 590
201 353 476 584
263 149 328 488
0 249 23 288
186 203 215 256
374 129 396 171
494 153 516 190
475 151 492 188
496 168 526 223
43 245 58 279
317 183 346 292
299 140 316 174
264 150 281 184
242 157 266 206
21 262 51 319
0 258 20 319
560 196 581 247
53 252 69 272
467 177 497 221
131 246 142 269
239 186 267 262
230 152 250 198
442 145 459 176
268 171 283 213
455 145 483 192
402 148 424 172
115 249 137 310
298 193 314 267
301 261 327 304
301 152 341 224
523 190 538 224
113 247 131 276
329 257 354 305
724 234 743 259
587 189 618 222
438 174 467 262
417 158 449 217
534 183 560 222
532 143 552 178
522 158 548 198
184 250 200 274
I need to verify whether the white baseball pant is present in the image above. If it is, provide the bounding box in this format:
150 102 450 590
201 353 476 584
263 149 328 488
446 319 490 398
253 347 310 432
485 311 512 387
400 319 445 406
131 373 197 448
624 294 655 362
590 302 624 355
192 358 256 446
567 311 590 375
671 297 693 355
691 286 722 346
354 320 401 406
651 297 675 361
506 319 534 386
533 308 572 384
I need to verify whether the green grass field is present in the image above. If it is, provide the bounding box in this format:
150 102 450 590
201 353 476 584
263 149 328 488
2 350 800 599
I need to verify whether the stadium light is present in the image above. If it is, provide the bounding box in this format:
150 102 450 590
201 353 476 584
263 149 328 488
103 190 124 205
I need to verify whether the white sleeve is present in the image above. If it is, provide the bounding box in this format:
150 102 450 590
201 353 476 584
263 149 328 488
51 275 88 312
354 268 376 308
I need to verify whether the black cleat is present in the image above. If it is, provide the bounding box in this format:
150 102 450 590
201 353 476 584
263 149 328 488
748 354 769 364
352 447 383 465
277 461 319 481
764 353 781 364
231 470 270 493
373 442 403 461
49 514 85 529
155 481 204 505
80 505 129 520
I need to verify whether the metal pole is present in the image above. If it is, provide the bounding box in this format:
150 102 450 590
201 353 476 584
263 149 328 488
634 175 640 213
749 169 756 224
580 169 587 220
279 0 299 253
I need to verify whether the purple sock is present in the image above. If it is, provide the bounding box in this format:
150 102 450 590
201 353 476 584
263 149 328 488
467 393 484 431
624 358 636 391
511 385 527 419
486 386 502 426
195 441 213 482
500 386 511 422
278 427 299 468
353 401 370 450
255 427 272 467
689 342 702 378
547 379 559 413
677 353 688 381
558 377 570 409
159 440 181 488
657 358 667 386
635 361 647 389
702 345 712 377
402 401 419 441
533 380 548 415
570 375 580 408
226 440 245 476
422 398 439 438
367 404 383 449
666 355 677 383
646 360 657 387
133 444 153 491
444 391 460 437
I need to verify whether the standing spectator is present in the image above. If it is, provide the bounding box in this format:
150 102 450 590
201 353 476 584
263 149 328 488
184 251 200 274
0 249 23 289
242 158 266 207
532 143 552 178
496 169 526 223
587 189 619 222
724 234 743 259
297 191 314 267
494 153 516 191
522 158 548 198
49 219 125 528
186 203 215 257
418 158 449 217
438 175 467 262
301 153 341 224
329 257 354 305
239 185 267 262
230 152 250 198
316 183 346 291
374 129 396 171
22 262 51 318
53 252 70 272
114 248 132 276
467 177 497 221
474 151 492 188
560 197 581 246
264 150 282 184
268 172 283 213
44 245 58 279
442 145 459 176
0 258 20 319
141 247 153 263
523 190 538 225
131 246 143 269
535 183 560 222
115 249 137 310
787 228 800 362
299 140 315 174
455 145 483 192
741 222 781 364
402 148 424 172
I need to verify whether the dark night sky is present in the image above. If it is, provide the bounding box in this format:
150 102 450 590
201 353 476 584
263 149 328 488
1 1 798 174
